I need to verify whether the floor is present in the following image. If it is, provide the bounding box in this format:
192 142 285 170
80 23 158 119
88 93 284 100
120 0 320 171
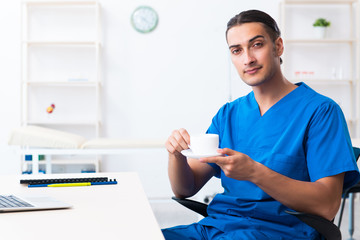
150 196 360 239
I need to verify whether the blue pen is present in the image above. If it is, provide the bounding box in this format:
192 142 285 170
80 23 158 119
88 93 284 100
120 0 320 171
91 181 118 185
28 184 49 188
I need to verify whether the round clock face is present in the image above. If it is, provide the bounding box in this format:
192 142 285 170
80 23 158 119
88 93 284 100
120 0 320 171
131 6 159 33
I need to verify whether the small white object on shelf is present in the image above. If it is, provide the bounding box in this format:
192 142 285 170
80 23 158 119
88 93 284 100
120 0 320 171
313 26 327 39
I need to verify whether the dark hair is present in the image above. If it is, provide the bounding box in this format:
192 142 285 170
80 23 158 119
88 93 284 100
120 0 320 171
226 10 282 64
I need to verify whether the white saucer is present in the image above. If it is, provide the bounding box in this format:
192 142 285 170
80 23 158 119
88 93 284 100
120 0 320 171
181 149 222 159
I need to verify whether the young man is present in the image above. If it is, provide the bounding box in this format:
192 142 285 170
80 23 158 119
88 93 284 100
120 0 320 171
163 10 360 239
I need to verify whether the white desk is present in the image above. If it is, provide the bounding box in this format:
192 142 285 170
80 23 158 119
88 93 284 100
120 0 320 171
0 172 164 240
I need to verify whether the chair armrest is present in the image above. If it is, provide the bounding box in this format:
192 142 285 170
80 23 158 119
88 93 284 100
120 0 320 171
172 197 209 217
285 210 341 240
344 182 360 196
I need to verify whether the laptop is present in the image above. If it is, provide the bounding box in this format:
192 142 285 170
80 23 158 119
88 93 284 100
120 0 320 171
0 194 72 212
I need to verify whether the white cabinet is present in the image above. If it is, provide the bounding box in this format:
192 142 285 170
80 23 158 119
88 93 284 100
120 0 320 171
279 0 360 137
21 1 102 138
21 1 102 173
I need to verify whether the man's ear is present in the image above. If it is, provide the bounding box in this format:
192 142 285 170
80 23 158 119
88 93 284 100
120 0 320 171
275 37 284 57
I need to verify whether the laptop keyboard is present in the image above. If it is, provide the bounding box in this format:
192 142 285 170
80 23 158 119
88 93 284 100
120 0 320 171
0 195 34 208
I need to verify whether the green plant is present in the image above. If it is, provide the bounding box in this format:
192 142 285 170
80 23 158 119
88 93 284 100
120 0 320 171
313 18 331 27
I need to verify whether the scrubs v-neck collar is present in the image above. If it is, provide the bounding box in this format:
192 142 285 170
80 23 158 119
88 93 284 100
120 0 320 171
251 82 304 118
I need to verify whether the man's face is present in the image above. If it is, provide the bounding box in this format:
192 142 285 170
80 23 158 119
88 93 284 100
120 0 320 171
227 22 283 87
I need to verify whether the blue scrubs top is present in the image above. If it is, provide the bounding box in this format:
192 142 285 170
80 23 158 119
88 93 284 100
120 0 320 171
199 82 360 239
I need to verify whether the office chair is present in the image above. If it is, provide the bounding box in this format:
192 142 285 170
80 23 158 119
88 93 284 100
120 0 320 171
337 146 360 239
173 147 360 240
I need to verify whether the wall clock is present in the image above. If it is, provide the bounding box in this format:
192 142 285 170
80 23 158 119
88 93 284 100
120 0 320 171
131 6 159 33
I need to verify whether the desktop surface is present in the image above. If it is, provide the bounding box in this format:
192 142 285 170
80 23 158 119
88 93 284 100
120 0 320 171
0 172 164 240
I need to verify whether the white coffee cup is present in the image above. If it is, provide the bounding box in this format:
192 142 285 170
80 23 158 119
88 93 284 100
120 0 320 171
190 134 219 155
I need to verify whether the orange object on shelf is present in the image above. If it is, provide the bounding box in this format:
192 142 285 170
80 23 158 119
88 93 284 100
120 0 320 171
46 104 55 114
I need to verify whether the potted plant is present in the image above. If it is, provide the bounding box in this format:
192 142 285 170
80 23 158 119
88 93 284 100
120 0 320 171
313 18 331 39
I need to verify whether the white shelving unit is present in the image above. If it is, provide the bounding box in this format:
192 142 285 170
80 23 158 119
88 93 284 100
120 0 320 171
279 0 360 137
21 1 102 173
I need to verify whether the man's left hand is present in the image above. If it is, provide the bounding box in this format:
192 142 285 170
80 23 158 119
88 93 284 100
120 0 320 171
199 148 258 181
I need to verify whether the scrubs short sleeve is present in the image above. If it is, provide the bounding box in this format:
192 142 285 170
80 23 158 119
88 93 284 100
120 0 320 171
305 101 359 189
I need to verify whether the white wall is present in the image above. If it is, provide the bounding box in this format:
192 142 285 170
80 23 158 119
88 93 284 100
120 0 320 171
0 1 21 144
101 0 277 139
0 1 22 175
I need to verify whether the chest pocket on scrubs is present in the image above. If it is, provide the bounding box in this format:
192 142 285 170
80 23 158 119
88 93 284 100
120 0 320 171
264 152 309 181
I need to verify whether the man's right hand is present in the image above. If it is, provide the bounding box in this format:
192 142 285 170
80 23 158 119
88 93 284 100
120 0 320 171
166 128 216 198
165 128 191 156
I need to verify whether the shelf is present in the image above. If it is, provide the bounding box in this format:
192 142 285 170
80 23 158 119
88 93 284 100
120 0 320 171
24 1 98 7
24 41 100 46
24 81 101 87
24 159 99 165
285 39 357 44
284 0 357 4
25 121 101 126
21 0 102 174
346 119 357 125
21 0 102 139
280 0 360 137
290 79 354 84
